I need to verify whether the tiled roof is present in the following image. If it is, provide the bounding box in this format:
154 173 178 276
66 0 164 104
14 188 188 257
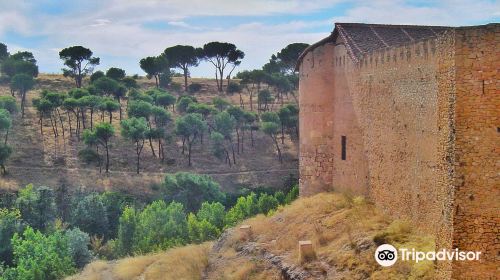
297 23 451 68
336 23 451 61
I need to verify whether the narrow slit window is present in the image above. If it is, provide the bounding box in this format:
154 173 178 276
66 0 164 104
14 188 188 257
341 136 347 160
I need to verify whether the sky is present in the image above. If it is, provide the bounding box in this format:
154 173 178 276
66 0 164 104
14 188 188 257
0 0 499 78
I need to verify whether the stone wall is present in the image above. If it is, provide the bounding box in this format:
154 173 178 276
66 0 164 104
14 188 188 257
298 23 498 279
298 43 336 196
452 24 499 279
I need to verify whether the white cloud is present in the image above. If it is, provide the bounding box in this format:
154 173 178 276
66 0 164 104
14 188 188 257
0 0 497 76
89 19 112 27
168 21 190 28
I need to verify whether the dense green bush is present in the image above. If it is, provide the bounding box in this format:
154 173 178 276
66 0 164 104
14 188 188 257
162 172 225 213
65 228 92 269
15 185 56 232
0 209 24 266
70 193 109 238
188 83 202 93
187 213 220 243
0 177 300 274
1 227 75 280
116 206 137 256
196 202 226 230
134 201 188 253
284 184 299 204
257 193 279 215
100 192 134 239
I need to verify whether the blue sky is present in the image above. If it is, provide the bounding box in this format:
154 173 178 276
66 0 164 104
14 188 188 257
1 0 498 77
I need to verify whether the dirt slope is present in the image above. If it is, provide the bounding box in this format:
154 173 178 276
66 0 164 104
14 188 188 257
0 75 298 195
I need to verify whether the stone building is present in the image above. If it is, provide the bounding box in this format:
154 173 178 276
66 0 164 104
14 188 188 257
296 23 498 279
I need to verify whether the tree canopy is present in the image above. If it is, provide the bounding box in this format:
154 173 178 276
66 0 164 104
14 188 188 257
163 45 202 91
162 172 225 213
201 42 244 92
139 55 169 88
59 46 100 88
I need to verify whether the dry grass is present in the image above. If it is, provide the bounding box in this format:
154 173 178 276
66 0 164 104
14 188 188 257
0 74 299 194
67 242 211 280
213 192 435 279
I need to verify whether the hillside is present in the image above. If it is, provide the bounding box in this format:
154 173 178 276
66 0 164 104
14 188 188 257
0 74 299 196
69 192 436 280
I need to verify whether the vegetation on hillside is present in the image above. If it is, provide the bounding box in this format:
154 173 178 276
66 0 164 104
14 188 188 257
0 173 298 279
0 39 309 280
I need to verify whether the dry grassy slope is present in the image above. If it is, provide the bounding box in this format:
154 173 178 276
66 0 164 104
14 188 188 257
0 74 298 195
66 243 212 280
205 192 436 280
69 192 436 280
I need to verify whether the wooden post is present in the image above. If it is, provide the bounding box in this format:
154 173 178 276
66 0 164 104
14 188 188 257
239 225 252 241
299 240 316 263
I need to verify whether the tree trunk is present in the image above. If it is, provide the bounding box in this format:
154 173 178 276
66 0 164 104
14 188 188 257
39 115 43 136
159 139 164 162
214 69 219 92
225 150 231 167
81 110 86 129
97 145 102 173
187 137 192 166
218 68 224 92
21 91 26 118
236 129 240 154
241 129 244 153
57 109 65 139
4 128 9 145
135 140 144 174
184 67 188 92
250 129 254 147
90 109 94 130
105 141 110 173
281 123 285 144
67 112 72 137
149 135 156 157
118 98 123 120
272 135 282 164
229 138 236 165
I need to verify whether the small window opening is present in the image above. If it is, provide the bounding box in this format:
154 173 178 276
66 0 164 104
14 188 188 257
341 136 347 160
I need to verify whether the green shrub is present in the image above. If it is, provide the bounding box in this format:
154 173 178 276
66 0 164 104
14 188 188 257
187 213 220 243
224 193 259 227
284 184 299 204
65 228 92 269
1 227 75 280
162 172 225 213
188 83 202 93
196 202 226 230
133 201 188 253
116 206 137 256
257 193 279 215
274 191 286 205
15 185 56 232
0 209 24 265
70 193 109 238
77 148 100 164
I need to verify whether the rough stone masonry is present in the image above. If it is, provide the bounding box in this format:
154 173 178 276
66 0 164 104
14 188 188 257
297 23 499 279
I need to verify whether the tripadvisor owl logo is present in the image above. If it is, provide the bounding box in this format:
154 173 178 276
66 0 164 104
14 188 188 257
374 244 398 266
